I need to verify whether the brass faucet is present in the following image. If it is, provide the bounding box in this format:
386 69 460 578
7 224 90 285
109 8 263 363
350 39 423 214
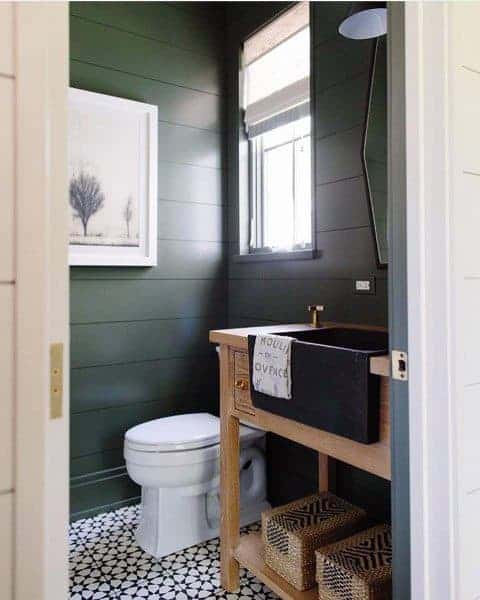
308 304 325 328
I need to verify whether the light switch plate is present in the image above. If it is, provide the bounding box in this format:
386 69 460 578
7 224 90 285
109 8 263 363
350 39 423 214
353 277 376 295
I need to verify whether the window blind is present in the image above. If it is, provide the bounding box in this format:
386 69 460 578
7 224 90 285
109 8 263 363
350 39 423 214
243 2 310 137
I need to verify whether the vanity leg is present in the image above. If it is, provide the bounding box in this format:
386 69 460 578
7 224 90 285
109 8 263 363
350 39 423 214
318 452 329 492
220 345 240 591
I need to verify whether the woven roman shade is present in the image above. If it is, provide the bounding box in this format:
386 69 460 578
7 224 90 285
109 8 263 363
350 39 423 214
243 2 310 137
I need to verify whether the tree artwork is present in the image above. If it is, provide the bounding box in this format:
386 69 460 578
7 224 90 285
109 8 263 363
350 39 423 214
123 196 133 238
69 88 157 264
69 170 105 236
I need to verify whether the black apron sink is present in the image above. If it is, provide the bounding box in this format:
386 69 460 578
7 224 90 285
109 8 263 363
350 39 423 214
248 328 388 444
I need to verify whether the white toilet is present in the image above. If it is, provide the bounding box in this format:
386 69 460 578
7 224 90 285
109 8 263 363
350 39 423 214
124 412 270 558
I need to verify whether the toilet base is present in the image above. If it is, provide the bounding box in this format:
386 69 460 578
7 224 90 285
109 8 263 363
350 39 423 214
135 486 270 559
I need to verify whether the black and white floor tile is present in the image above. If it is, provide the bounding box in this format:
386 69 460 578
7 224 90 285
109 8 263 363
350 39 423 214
69 505 279 599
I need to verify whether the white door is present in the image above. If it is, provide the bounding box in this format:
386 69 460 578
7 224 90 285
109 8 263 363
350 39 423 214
405 2 480 598
0 3 69 599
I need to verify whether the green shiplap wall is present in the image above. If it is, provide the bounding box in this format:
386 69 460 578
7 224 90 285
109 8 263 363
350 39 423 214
224 2 390 520
69 2 227 521
69 0 391 524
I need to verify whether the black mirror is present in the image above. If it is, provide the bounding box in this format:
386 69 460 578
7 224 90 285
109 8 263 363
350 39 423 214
363 36 387 267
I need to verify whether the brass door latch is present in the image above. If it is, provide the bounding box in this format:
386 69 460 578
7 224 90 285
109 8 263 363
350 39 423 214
392 350 408 381
50 342 63 419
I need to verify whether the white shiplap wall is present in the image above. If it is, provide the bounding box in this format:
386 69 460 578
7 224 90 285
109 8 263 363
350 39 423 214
0 3 15 599
451 3 480 597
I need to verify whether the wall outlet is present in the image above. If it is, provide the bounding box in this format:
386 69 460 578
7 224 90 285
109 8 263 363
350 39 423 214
354 277 376 295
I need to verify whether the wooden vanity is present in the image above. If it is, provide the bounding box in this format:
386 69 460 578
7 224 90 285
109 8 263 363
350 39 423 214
210 322 390 600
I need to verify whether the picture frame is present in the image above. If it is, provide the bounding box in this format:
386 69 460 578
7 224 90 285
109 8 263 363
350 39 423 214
68 88 158 266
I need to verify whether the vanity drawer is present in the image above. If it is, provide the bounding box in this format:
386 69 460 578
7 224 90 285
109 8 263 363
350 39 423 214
234 350 249 375
233 350 255 415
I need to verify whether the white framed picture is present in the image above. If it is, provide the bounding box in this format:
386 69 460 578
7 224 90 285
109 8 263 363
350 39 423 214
68 88 158 266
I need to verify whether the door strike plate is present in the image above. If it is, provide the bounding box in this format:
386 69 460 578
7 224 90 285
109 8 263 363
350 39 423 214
50 342 63 419
392 350 408 381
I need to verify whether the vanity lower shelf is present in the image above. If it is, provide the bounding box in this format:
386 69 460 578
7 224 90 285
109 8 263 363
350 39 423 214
235 532 318 600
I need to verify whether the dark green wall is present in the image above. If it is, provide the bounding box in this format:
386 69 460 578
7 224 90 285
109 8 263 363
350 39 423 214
225 2 390 521
69 0 390 524
69 2 227 520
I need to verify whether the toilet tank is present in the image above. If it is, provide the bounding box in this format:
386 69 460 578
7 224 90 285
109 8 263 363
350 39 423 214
239 423 265 448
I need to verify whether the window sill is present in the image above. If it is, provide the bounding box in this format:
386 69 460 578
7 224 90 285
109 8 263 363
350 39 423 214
233 249 317 263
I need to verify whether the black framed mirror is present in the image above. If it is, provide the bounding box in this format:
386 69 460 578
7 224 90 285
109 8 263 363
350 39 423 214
363 35 387 267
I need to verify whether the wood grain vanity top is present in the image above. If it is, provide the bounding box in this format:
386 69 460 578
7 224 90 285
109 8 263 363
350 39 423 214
210 322 390 378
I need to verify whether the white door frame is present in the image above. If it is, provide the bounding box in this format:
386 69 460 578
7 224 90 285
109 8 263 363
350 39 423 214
15 3 69 599
404 2 455 598
404 2 480 598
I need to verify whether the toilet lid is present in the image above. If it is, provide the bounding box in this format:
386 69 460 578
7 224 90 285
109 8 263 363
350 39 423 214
125 413 221 452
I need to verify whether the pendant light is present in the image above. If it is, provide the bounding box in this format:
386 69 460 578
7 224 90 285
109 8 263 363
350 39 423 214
338 2 387 40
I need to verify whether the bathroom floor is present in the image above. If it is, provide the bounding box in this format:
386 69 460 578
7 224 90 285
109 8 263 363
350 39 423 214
69 505 279 599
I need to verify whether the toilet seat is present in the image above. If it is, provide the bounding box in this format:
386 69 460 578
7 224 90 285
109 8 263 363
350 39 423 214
124 413 264 468
125 413 221 453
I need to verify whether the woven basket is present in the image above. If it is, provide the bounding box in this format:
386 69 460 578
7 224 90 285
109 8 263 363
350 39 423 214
316 524 392 600
262 492 367 591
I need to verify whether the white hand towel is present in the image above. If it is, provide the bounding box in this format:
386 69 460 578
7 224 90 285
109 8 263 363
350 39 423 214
252 334 294 399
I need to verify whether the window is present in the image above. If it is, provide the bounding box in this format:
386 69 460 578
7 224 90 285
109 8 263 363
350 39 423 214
242 3 312 255
250 117 311 251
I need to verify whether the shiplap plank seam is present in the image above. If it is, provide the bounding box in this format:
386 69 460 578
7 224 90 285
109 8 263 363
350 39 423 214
71 352 218 371
70 14 220 59
70 58 222 98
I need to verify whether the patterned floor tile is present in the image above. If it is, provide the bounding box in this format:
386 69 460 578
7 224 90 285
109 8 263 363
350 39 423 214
70 505 278 599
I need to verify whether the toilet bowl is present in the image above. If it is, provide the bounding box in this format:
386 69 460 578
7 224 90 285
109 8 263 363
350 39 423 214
124 412 270 558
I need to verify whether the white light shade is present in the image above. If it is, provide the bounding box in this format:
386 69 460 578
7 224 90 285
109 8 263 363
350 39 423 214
339 7 387 40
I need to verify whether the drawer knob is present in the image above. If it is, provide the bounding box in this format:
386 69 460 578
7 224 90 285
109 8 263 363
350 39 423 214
235 379 248 391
